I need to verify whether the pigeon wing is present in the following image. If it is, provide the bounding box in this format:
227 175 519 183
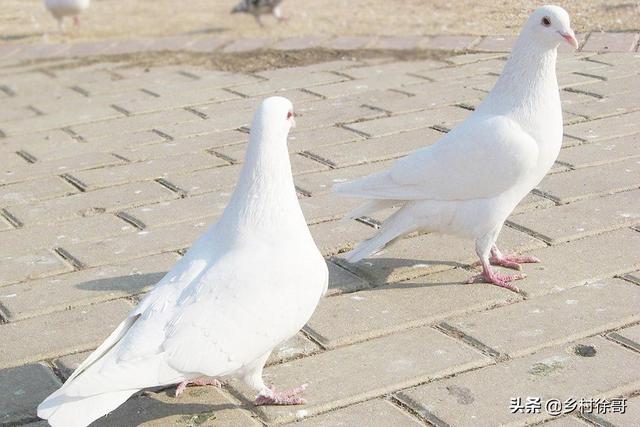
334 115 539 201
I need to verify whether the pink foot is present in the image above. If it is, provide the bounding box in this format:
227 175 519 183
467 268 526 292
255 384 308 406
175 377 222 397
73 16 80 26
490 254 541 270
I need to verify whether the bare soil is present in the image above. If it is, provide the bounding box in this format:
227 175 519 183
1 0 639 45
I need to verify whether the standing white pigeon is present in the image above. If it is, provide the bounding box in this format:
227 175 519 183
38 97 328 427
44 0 90 31
334 5 579 293
231 0 287 26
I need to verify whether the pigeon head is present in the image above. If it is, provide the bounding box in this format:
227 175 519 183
252 96 296 142
524 5 578 50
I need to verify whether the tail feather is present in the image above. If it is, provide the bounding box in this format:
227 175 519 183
340 199 397 224
344 207 415 263
38 388 138 427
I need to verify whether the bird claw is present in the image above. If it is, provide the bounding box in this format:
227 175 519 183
467 270 526 293
175 377 222 397
255 383 308 406
472 253 540 271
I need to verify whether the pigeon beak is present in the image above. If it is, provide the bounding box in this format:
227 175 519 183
559 29 579 49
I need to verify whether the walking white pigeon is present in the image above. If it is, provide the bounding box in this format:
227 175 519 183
44 0 90 31
334 5 579 293
37 97 328 427
231 0 287 26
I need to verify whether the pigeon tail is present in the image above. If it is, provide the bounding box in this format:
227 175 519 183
340 199 397 224
38 387 138 427
344 208 415 263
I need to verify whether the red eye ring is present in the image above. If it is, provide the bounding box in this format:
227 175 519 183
287 111 294 119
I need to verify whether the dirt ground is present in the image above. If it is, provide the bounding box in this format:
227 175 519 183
1 0 639 45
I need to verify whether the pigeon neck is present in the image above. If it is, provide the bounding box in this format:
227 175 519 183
480 35 559 117
222 131 306 233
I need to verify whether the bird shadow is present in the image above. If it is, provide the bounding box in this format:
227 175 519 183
182 26 229 36
92 388 245 426
75 272 166 294
0 32 44 42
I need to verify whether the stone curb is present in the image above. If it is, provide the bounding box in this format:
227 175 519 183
0 31 638 63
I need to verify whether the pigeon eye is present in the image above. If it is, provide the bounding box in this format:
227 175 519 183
541 17 551 27
287 111 294 120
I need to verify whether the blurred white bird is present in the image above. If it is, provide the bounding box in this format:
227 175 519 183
44 0 90 31
334 5 579 293
231 0 287 26
38 97 328 427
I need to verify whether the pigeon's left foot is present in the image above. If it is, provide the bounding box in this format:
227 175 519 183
488 254 541 270
255 384 308 406
467 267 526 292
175 377 222 397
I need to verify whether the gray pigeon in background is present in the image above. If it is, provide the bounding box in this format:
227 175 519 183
232 0 286 26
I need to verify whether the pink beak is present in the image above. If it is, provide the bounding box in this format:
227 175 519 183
560 30 579 49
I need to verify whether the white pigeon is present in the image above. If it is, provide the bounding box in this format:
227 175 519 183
44 0 90 31
38 97 328 427
231 0 286 26
334 5 578 293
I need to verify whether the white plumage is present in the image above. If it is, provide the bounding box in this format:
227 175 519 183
38 97 328 427
334 5 579 291
44 0 90 30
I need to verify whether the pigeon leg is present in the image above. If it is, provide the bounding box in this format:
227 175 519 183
175 377 222 397
488 245 540 270
273 6 289 21
255 384 308 405
467 232 525 292
254 14 265 27
73 16 80 26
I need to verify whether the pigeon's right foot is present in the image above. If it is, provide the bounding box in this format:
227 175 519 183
255 384 308 405
466 267 526 293
175 377 222 397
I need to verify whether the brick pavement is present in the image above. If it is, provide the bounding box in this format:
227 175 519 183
0 42 639 427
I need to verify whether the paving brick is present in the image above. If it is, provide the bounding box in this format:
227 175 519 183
509 190 640 244
222 37 270 52
342 60 445 80
370 36 424 50
0 299 132 369
63 219 212 267
415 59 506 81
474 35 518 52
513 228 640 297
70 109 200 140
293 100 386 130
231 325 491 424
305 128 442 168
116 132 246 161
273 36 325 50
295 399 422 426
232 72 346 97
569 77 638 98
396 336 640 427
557 72 601 89
1 152 125 185
339 226 543 286
344 107 469 137
448 278 640 358
582 32 640 52
369 84 484 113
294 159 396 196
564 91 640 119
593 395 640 427
536 157 640 204
0 214 135 257
326 261 369 295
422 35 480 51
612 323 640 346
305 268 520 349
69 153 228 190
0 249 72 286
309 219 377 257
0 176 76 206
287 126 364 153
321 36 373 50
558 134 640 168
299 192 362 225
6 181 175 226
305 75 426 99
92 386 259 427
212 146 329 174
0 364 61 425
124 192 231 229
162 164 242 195
113 86 240 115
0 253 177 321
446 53 507 65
